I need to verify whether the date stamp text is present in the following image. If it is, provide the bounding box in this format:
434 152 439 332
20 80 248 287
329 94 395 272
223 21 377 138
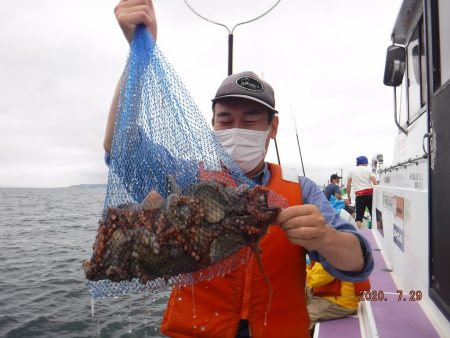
358 289 423 302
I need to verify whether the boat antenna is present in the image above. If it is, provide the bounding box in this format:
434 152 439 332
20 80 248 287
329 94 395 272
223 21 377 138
291 105 306 176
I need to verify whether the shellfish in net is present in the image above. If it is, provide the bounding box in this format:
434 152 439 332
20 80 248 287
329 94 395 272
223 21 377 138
83 180 280 288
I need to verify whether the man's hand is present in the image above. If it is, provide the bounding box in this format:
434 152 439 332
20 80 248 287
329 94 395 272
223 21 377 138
115 0 157 43
275 205 330 251
275 204 365 272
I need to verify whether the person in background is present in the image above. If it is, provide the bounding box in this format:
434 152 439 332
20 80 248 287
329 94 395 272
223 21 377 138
105 1 374 337
324 174 343 200
306 260 370 336
346 156 378 229
325 174 355 218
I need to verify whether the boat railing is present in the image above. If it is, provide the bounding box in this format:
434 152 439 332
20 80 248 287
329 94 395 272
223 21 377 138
378 154 427 174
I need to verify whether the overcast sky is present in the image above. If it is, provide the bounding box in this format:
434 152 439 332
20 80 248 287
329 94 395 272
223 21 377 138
0 0 403 188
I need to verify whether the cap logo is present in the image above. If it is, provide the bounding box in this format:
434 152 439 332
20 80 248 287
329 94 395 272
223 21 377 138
235 76 264 92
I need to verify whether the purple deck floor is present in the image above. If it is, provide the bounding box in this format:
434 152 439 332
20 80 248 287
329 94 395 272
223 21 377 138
359 229 440 338
317 316 360 338
317 230 440 338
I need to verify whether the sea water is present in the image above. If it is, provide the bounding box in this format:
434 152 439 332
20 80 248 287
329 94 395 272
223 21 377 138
0 187 169 338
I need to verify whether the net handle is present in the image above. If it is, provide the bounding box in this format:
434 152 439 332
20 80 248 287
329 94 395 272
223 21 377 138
183 0 283 34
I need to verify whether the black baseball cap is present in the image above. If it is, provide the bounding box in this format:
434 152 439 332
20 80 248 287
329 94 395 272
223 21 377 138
330 174 342 180
212 71 277 113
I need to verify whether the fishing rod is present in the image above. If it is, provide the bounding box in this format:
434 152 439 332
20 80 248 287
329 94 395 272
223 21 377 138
291 105 306 176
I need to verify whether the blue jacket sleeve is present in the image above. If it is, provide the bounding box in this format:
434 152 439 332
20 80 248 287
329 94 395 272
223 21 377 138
299 176 374 281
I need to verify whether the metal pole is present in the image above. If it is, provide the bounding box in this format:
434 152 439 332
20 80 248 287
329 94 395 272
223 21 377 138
228 33 233 75
393 86 407 135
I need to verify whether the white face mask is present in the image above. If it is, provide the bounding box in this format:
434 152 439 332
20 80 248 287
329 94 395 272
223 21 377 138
214 128 270 173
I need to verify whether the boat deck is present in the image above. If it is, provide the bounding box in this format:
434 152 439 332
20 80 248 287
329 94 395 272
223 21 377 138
314 229 441 338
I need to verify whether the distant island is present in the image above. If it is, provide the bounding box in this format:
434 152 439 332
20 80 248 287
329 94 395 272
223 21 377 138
68 184 106 189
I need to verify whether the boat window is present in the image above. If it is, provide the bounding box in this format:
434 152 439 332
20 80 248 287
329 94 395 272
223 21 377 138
420 20 427 108
406 25 422 121
439 0 450 85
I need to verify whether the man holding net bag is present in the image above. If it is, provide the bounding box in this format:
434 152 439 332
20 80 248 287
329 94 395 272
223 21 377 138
101 1 373 337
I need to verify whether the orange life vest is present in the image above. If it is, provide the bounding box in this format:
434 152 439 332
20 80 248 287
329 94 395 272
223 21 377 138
160 163 310 338
312 275 371 298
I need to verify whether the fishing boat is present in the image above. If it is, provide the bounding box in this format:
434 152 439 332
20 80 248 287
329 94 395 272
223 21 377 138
315 1 450 337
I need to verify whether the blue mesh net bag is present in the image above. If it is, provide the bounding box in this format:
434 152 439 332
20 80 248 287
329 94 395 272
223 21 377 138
83 25 287 299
